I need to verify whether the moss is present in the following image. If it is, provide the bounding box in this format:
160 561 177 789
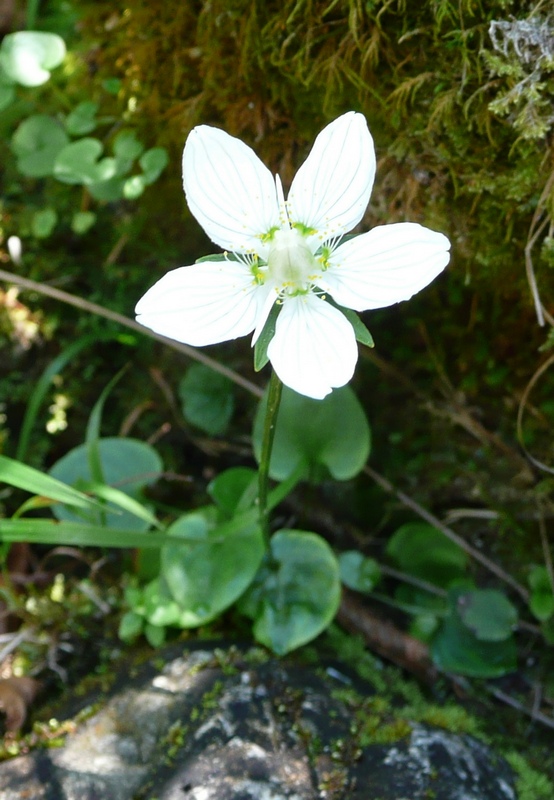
74 0 552 301
506 752 554 800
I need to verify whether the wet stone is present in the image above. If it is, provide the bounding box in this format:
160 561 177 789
0 645 517 800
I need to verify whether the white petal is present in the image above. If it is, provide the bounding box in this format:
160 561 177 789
320 223 450 311
287 112 376 244
267 295 358 399
135 261 268 346
183 126 280 254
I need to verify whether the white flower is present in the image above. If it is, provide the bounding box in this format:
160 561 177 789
135 112 450 399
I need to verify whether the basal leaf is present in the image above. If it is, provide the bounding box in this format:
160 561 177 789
242 529 341 655
253 384 370 482
161 511 264 627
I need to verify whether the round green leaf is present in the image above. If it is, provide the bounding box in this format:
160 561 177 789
87 176 126 201
528 565 554 622
457 589 518 642
139 147 169 184
253 385 370 482
179 364 235 435
243 529 341 655
119 610 144 643
123 175 146 199
12 115 69 177
432 594 517 678
53 139 117 185
0 31 66 86
65 101 99 135
114 130 144 161
143 578 181 627
49 437 163 530
409 613 440 643
161 511 265 627
386 523 468 588
145 622 166 648
32 208 57 238
207 467 258 517
339 550 381 593
71 211 97 235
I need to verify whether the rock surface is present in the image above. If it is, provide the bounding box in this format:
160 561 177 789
0 645 517 799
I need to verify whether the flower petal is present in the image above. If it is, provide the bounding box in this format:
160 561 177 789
320 222 450 311
287 112 376 245
183 126 280 254
135 260 269 346
267 295 358 399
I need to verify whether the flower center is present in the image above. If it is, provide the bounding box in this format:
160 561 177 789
266 228 320 294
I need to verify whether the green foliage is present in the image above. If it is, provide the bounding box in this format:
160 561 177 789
386 522 468 591
0 454 100 513
54 138 117 185
160 511 265 627
207 468 258 518
240 529 341 655
2 30 169 241
2 0 554 703
506 752 554 800
528 565 554 622
431 589 518 677
362 522 521 676
48 437 163 530
65 101 99 135
457 588 518 642
339 550 381 593
179 364 235 436
253 385 371 481
12 115 69 178
0 31 66 87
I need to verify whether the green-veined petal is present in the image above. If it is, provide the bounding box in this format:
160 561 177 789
267 295 357 399
136 260 270 346
321 223 450 311
183 126 280 255
287 112 376 246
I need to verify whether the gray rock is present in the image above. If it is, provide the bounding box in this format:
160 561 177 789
0 646 517 800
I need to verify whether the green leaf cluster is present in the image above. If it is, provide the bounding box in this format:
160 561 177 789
1 371 371 656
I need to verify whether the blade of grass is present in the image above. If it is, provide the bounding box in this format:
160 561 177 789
83 481 162 530
0 455 101 511
0 269 263 398
85 368 128 485
0 519 168 548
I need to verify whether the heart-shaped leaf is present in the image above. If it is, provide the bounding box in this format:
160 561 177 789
528 565 554 622
49 437 163 530
431 590 517 677
0 31 66 87
457 589 518 642
253 385 370 482
54 138 117 185
65 101 99 135
241 529 341 654
179 364 235 436
386 523 468 588
140 147 169 184
161 511 265 627
339 550 381 593
12 115 69 177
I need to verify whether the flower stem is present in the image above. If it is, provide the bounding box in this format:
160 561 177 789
257 370 283 540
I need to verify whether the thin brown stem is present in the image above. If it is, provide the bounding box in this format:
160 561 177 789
0 268 263 398
363 463 530 603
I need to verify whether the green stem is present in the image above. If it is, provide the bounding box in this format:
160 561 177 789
257 370 283 540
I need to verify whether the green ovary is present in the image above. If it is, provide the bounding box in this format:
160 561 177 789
266 228 320 292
